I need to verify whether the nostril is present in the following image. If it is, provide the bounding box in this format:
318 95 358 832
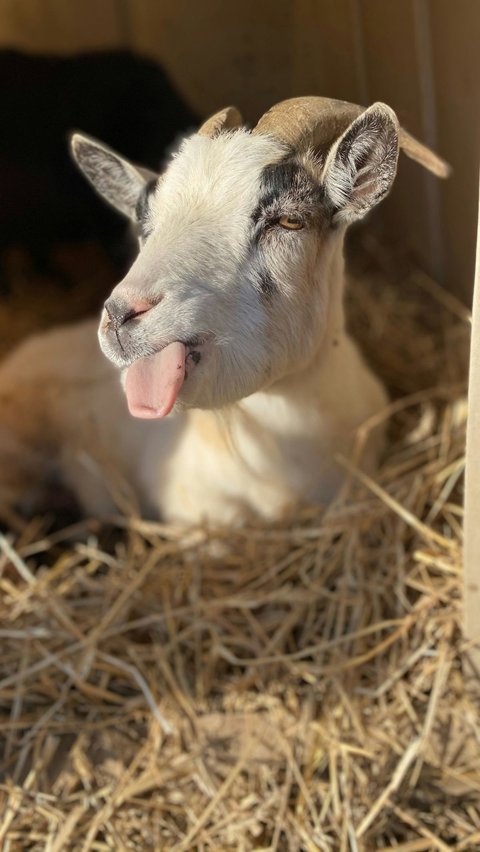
129 299 155 318
104 298 154 331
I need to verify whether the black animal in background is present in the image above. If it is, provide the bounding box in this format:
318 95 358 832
0 50 198 283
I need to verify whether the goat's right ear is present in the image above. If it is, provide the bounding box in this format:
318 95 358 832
322 103 400 225
70 133 156 220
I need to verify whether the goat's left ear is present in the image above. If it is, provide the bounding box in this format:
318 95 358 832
322 103 400 224
70 132 157 220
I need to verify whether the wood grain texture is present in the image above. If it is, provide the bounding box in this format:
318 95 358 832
125 0 294 121
0 0 123 52
429 0 480 301
355 0 433 278
291 0 359 104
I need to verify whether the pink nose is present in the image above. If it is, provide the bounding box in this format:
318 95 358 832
103 297 153 331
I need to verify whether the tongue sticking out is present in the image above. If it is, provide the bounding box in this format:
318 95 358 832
125 342 186 419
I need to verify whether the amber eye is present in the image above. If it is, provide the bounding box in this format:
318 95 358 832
278 215 304 230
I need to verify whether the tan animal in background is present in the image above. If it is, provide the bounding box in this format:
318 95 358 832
0 98 448 524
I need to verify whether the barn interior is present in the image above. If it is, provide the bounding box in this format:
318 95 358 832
0 2 479 849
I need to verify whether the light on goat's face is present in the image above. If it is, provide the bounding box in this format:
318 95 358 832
99 131 335 414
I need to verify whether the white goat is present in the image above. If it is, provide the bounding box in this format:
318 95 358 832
0 98 448 524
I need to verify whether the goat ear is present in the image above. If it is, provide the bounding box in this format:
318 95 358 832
322 103 400 224
70 132 156 220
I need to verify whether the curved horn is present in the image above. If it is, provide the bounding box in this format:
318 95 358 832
398 127 449 178
198 106 243 138
254 97 362 152
253 96 450 178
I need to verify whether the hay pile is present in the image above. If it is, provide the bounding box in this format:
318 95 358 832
0 248 477 850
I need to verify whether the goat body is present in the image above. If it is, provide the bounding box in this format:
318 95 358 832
0 298 385 524
0 98 447 524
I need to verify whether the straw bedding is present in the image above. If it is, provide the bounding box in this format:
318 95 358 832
0 243 477 851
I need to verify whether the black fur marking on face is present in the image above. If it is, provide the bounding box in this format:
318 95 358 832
257 265 277 299
135 177 158 238
247 159 329 302
188 350 201 365
245 251 278 301
251 159 327 229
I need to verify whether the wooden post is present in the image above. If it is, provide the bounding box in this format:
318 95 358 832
464 171 480 670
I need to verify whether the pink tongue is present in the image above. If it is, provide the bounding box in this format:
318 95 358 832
125 342 186 419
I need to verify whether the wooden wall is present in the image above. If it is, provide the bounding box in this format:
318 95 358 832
0 0 478 300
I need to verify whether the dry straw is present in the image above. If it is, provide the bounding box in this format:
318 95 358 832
0 245 477 850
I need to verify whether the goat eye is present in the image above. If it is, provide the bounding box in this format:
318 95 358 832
278 215 303 230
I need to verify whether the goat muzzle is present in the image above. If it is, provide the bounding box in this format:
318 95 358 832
103 297 154 333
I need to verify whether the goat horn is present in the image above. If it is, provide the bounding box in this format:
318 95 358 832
198 106 243 138
253 96 450 178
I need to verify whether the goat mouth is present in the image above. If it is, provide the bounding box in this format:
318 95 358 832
124 337 209 420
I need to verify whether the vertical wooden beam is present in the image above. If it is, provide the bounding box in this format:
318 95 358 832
291 0 359 106
349 0 369 105
412 0 444 283
464 173 480 669
356 0 432 272
428 0 480 302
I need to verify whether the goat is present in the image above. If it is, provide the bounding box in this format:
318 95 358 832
0 98 448 524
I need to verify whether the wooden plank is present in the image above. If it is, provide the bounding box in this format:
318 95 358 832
127 0 365 124
126 0 294 121
0 0 123 53
428 0 480 302
358 0 434 280
464 173 480 667
291 0 359 105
